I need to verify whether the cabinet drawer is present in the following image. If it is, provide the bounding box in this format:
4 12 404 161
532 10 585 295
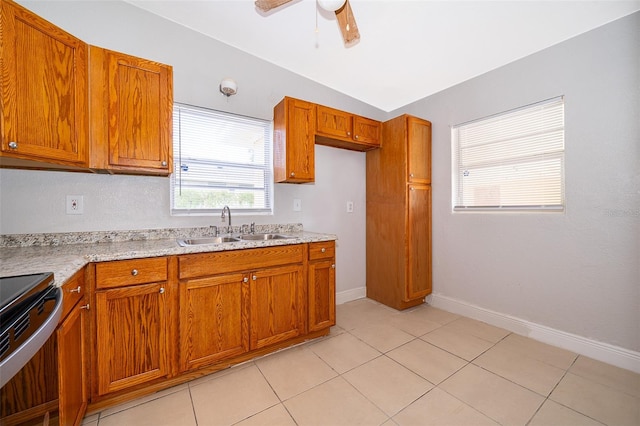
309 241 335 261
60 269 86 320
179 245 304 280
96 257 168 289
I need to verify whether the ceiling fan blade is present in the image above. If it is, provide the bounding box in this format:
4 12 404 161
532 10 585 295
335 0 360 45
255 0 294 12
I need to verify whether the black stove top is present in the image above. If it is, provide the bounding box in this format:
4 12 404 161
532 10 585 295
0 272 54 313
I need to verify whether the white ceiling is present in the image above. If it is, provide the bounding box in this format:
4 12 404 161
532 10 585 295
126 0 640 112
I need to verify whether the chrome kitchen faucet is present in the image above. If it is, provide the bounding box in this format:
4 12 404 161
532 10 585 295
221 205 231 234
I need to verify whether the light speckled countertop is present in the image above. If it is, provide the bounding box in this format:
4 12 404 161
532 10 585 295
0 224 336 287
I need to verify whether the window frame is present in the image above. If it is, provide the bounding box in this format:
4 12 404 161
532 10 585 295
451 97 565 213
170 103 274 216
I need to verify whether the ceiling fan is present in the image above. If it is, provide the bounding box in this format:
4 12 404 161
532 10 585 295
255 0 360 45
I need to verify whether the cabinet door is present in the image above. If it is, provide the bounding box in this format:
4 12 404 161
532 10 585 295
405 184 432 300
353 115 381 147
316 105 353 140
250 264 305 349
0 0 88 166
57 302 88 426
179 273 249 372
273 97 315 183
407 116 431 184
308 259 336 332
91 47 172 174
95 282 169 395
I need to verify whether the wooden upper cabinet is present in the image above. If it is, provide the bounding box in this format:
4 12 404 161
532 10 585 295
273 97 315 183
407 116 431 184
89 46 173 175
315 104 381 151
0 0 89 167
316 105 353 139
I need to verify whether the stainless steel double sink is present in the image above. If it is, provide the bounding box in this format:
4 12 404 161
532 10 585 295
177 233 295 247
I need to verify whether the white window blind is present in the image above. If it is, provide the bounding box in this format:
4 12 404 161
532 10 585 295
452 97 565 211
171 103 273 215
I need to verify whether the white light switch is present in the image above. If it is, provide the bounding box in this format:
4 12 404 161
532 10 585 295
293 198 302 212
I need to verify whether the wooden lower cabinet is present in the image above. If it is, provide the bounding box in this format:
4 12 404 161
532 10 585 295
94 281 170 395
308 241 336 332
250 264 305 349
179 273 249 372
57 300 88 426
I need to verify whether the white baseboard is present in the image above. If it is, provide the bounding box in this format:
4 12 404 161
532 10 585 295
336 286 366 305
428 293 640 374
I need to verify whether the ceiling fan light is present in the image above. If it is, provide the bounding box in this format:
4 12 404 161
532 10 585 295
317 0 346 12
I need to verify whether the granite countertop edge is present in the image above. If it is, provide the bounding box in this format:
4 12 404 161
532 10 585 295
0 226 337 287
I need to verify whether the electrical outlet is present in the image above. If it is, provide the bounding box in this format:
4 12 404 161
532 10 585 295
66 195 84 215
293 198 302 212
346 201 354 213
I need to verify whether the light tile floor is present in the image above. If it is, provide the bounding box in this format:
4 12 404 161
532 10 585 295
83 298 640 426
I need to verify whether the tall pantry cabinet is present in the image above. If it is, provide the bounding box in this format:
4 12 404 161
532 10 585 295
366 115 432 310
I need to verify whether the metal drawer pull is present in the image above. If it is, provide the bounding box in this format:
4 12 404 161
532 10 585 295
321 248 326 253
243 277 249 283
159 287 165 294
8 141 18 149
332 264 336 269
131 269 138 276
80 304 90 310
70 286 81 293
161 161 167 166
252 275 257 281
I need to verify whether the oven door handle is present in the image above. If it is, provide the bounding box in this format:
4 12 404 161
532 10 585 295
0 287 63 388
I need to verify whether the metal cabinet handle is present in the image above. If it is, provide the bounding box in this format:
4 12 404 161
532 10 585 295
290 172 295 177
159 287 165 294
252 275 257 281
347 132 351 136
161 161 167 166
321 248 326 253
332 264 336 269
80 304 90 310
131 269 138 276
243 277 249 283
70 286 81 293
355 135 359 140
8 141 18 149
409 173 414 178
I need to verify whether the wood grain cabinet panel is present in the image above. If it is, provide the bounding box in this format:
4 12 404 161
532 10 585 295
316 104 381 151
95 281 170 395
0 0 89 168
179 273 249 372
89 46 172 175
250 264 306 349
407 116 431 184
366 114 432 310
273 97 315 183
406 184 432 300
57 295 88 426
308 241 336 332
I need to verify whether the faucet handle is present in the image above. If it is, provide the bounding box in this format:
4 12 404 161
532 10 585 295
210 225 218 236
241 224 250 234
250 222 256 234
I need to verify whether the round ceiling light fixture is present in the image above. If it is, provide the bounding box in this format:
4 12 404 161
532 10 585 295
219 78 237 97
317 0 346 12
